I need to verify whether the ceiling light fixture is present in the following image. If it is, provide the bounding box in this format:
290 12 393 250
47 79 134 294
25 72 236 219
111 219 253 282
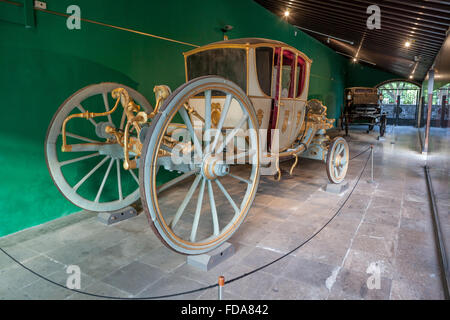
405 41 411 48
284 10 290 17
336 51 376 66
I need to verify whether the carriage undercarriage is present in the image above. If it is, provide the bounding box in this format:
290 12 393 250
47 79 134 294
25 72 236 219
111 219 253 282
45 79 348 255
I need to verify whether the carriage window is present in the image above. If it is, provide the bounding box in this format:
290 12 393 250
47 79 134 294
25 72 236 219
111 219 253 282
255 47 273 96
186 48 247 93
296 56 306 97
273 50 296 98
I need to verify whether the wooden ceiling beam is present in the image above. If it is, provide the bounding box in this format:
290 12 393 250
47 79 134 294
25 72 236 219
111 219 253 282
288 7 446 46
261 0 449 31
385 0 450 14
348 0 450 21
295 0 450 26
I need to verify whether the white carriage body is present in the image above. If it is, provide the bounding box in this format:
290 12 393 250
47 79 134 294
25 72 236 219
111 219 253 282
184 38 312 151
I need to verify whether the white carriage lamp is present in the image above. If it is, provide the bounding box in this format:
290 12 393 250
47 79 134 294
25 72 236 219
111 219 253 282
221 25 233 40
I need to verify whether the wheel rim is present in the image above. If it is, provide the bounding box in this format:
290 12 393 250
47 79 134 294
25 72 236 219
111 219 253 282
140 77 260 254
45 83 152 212
327 137 349 184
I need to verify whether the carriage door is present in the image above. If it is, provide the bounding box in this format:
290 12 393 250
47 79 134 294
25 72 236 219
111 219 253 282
289 55 307 144
272 49 297 151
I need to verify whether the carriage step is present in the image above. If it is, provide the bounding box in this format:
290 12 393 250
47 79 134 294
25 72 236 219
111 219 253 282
186 242 235 272
97 206 138 225
324 181 349 194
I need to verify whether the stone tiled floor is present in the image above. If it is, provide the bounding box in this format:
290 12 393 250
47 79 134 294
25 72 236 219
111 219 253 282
0 126 447 300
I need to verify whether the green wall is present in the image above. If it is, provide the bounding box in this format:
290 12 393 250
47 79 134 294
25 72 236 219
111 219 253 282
0 0 397 237
346 63 400 88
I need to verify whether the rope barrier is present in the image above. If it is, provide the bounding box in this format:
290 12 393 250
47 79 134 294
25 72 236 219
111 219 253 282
350 146 371 160
0 150 372 300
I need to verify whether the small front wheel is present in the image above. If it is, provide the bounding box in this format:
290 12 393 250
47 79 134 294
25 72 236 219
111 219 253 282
326 137 349 184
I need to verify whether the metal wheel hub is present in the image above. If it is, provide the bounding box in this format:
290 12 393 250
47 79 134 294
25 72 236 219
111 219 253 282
95 121 116 139
201 155 230 180
335 154 342 167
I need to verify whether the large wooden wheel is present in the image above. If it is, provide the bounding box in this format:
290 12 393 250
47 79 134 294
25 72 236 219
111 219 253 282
140 76 260 254
45 82 152 212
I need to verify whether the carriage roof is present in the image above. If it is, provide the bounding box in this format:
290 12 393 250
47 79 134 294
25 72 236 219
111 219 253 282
183 37 312 63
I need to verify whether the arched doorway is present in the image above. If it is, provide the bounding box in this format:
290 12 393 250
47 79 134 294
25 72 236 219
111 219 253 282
377 80 421 127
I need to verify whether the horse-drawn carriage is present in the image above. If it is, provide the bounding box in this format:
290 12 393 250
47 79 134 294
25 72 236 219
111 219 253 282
45 38 349 254
341 87 387 137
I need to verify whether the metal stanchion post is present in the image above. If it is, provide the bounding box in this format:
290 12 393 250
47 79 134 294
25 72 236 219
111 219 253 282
368 145 374 184
218 276 225 300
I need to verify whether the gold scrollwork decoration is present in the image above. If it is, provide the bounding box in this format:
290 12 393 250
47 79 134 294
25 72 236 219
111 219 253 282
282 110 290 133
211 103 222 127
296 110 302 127
256 109 264 127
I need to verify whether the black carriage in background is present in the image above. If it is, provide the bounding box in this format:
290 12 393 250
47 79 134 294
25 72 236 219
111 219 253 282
341 87 387 137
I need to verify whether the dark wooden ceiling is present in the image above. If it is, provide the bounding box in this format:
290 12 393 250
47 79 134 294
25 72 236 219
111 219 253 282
255 0 450 81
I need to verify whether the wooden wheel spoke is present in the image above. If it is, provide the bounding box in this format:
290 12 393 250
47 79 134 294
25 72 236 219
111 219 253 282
179 107 203 159
59 152 100 167
157 170 197 194
215 178 240 214
128 169 139 184
204 90 212 150
95 158 115 203
73 156 110 192
334 166 339 178
337 144 345 155
210 94 233 152
228 149 256 163
190 178 206 242
65 132 102 144
102 92 113 124
170 174 202 228
228 173 252 185
207 180 220 236
204 90 212 131
116 159 123 201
